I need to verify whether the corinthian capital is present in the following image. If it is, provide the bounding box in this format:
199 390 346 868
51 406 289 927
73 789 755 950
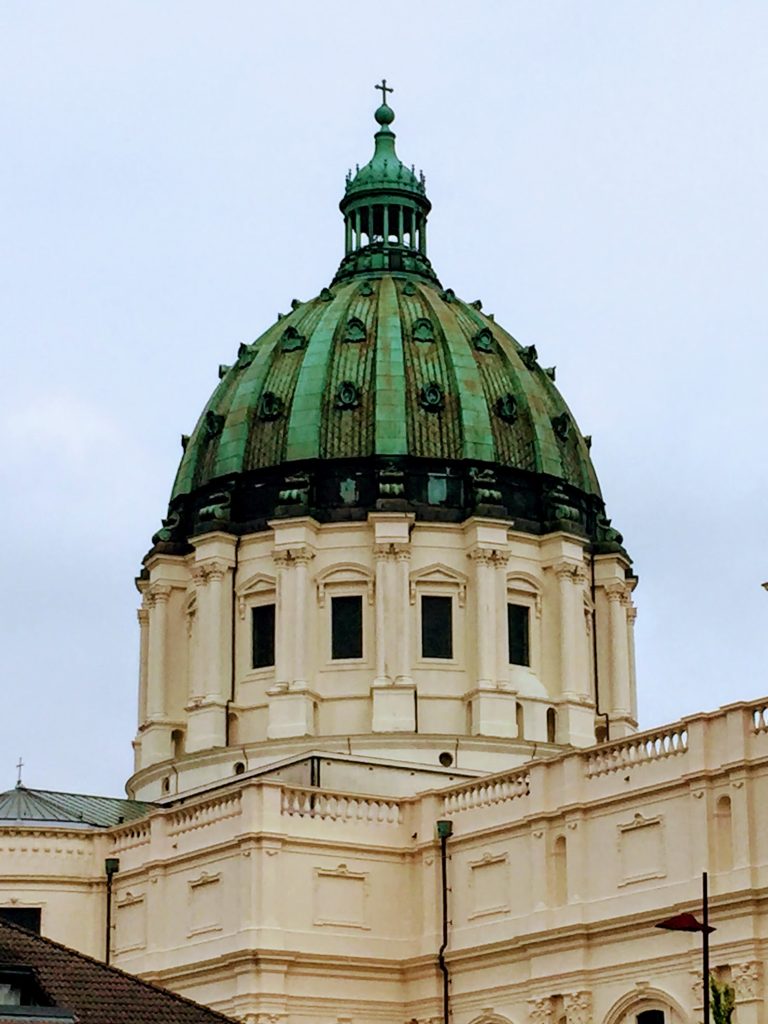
732 961 762 1000
147 583 172 606
290 548 315 568
468 547 497 567
527 997 553 1024
563 991 592 1024
605 582 629 603
552 560 587 584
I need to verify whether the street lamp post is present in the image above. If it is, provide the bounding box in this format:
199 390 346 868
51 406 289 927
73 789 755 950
656 872 715 1024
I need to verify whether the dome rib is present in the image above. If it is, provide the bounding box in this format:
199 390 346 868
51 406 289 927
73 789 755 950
373 277 408 456
420 287 495 463
285 286 357 463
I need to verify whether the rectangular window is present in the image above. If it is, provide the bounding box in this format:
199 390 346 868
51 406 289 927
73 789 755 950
331 595 363 660
421 595 453 659
0 907 41 933
251 604 276 669
508 603 530 666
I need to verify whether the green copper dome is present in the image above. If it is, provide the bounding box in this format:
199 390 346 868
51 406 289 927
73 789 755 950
152 88 623 553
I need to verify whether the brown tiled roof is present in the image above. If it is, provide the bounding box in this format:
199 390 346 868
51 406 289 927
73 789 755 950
0 919 237 1024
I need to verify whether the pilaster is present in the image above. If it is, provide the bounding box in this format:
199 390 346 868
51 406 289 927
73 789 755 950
469 547 497 689
606 581 632 723
185 533 237 753
395 543 413 686
551 559 590 700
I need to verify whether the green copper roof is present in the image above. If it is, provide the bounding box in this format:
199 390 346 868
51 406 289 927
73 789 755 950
343 98 426 201
150 86 624 552
171 275 599 500
0 785 154 829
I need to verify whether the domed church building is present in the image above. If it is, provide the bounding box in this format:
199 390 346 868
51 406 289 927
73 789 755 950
1 89 766 1024
133 89 636 799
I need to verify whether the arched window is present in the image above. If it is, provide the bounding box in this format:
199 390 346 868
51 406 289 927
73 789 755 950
546 707 557 743
637 1012 665 1024
715 794 733 871
553 834 567 904
227 713 240 747
171 729 185 760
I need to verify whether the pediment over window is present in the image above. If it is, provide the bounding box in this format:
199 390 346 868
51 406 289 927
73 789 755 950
315 562 374 606
506 571 541 595
236 572 277 619
409 563 468 606
507 572 542 617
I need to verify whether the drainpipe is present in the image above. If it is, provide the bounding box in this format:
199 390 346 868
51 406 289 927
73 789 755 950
104 857 120 964
225 537 241 746
436 820 453 1024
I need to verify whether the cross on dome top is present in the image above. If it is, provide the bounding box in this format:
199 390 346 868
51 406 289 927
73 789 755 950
375 78 393 104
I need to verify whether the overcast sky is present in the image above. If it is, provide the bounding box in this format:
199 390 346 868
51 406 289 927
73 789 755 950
1 2 766 797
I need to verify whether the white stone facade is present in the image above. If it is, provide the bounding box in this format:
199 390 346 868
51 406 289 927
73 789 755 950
132 515 637 801
1 700 766 1024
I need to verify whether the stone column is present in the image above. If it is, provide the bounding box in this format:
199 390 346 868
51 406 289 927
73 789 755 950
493 552 510 687
185 560 231 752
273 551 293 688
373 545 391 685
732 960 763 1024
186 593 203 702
530 826 548 909
136 603 149 726
267 545 316 739
627 602 638 720
194 561 231 702
291 551 313 689
146 583 171 721
555 562 588 699
395 545 412 685
470 549 496 688
606 583 631 715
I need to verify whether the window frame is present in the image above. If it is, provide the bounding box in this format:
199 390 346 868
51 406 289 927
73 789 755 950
236 572 278 680
420 593 455 661
315 563 374 668
505 573 542 673
507 601 531 667
251 602 276 670
330 593 365 662
410 563 467 668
